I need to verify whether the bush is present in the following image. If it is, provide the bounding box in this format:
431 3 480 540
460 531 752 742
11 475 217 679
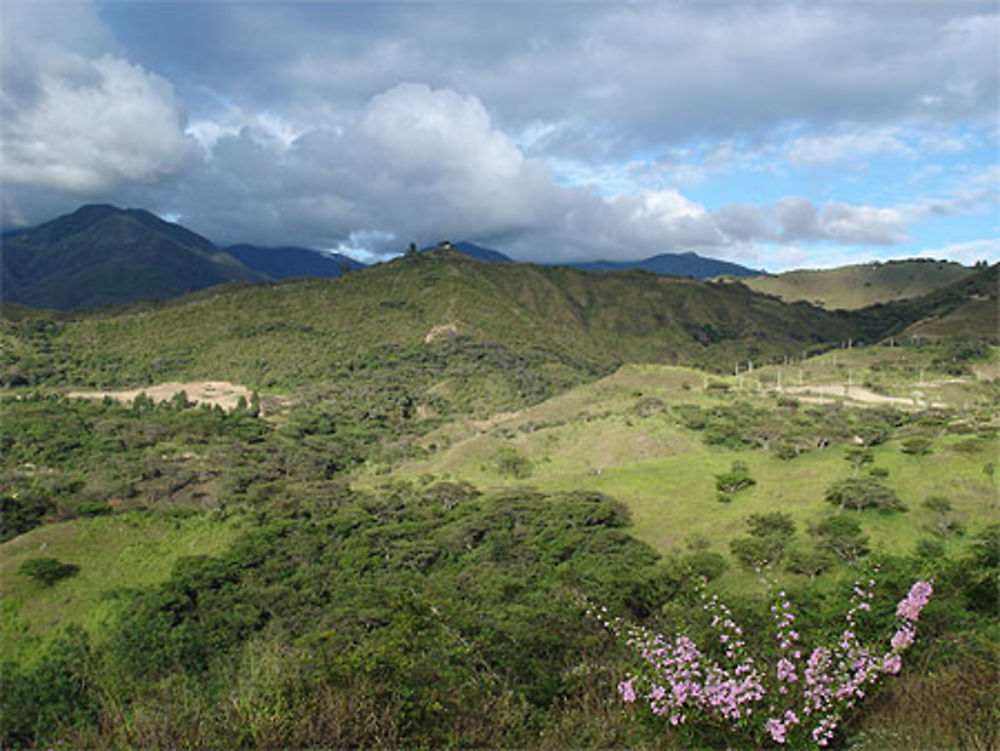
683 550 729 581
715 461 755 495
729 536 773 570
784 546 835 579
18 557 81 586
494 446 534 479
901 436 932 455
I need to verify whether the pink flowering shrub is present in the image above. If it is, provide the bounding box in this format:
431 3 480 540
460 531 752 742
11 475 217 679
592 578 932 748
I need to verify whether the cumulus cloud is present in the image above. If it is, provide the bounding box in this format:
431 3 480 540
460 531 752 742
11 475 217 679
917 239 999 265
2 1 994 270
0 2 198 224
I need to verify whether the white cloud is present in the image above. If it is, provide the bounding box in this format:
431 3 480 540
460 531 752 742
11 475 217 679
916 239 999 265
0 1 198 217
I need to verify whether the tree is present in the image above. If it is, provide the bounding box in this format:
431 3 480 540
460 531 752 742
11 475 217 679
923 495 962 537
729 512 796 569
843 446 873 477
825 477 906 513
900 436 932 456
812 515 869 562
784 546 834 579
729 537 773 570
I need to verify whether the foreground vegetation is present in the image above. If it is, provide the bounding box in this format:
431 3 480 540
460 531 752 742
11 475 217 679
2 258 998 748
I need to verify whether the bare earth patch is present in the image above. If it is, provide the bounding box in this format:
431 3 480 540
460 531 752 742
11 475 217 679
68 381 253 411
782 384 944 409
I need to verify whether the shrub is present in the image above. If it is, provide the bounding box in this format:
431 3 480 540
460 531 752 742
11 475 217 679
901 436 932 455
18 557 81 586
682 550 729 582
494 446 533 479
772 441 801 461
729 536 772 570
714 461 755 495
594 578 934 748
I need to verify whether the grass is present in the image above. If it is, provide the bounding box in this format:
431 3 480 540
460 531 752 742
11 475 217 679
373 359 999 571
740 259 975 310
0 510 245 664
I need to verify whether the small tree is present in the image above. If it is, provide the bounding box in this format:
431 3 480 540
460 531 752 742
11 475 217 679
730 512 796 569
784 546 835 579
825 477 906 513
715 461 756 495
844 446 873 477
813 515 869 562
729 537 772 570
923 495 962 537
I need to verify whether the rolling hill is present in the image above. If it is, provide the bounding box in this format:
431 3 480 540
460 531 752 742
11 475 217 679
2 249 862 399
739 259 976 310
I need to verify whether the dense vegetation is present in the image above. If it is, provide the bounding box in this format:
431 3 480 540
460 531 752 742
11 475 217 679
2 255 998 748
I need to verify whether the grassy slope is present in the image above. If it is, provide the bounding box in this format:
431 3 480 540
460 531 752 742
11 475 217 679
369 353 999 569
741 260 975 310
1 512 245 663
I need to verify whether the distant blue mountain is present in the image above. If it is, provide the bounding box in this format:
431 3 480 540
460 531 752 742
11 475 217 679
423 242 755 279
227 244 366 279
568 252 760 280
421 241 515 263
1 204 266 310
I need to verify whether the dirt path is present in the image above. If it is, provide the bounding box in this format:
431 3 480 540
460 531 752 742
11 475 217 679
68 381 253 411
781 384 944 408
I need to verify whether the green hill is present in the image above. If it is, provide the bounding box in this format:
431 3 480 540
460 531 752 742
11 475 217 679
2 249 861 392
740 259 976 310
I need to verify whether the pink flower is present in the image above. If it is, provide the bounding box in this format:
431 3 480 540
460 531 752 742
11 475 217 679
882 655 902 674
895 581 933 621
890 625 915 651
618 678 636 704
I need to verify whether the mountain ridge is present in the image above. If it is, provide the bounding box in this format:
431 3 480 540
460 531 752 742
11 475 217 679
1 204 986 313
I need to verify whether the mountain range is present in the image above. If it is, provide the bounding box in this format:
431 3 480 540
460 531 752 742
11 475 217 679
2 205 773 310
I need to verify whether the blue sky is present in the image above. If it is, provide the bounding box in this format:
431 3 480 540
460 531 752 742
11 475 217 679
2 1 997 270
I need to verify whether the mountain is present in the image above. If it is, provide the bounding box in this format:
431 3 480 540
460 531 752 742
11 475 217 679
739 259 976 310
227 244 366 279
1 205 265 310
421 241 515 262
567 251 759 279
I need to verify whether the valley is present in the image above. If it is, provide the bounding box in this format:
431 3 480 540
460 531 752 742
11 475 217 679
1 250 997 749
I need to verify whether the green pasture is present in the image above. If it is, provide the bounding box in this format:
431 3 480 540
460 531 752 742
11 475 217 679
378 361 999 568
1 511 245 664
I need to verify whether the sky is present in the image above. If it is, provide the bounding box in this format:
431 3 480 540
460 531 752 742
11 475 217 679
1 0 998 270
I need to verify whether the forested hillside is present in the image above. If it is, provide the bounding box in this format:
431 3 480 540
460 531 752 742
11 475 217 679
1 252 997 749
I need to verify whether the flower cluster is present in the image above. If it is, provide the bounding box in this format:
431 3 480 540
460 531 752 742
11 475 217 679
593 578 932 748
